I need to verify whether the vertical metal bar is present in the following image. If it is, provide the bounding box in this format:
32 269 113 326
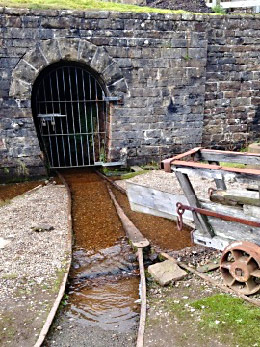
42 79 54 168
62 67 72 167
82 69 91 165
49 71 61 168
68 66 79 167
74 67 85 166
89 73 95 163
36 87 48 163
103 91 107 162
56 69 66 166
94 79 101 161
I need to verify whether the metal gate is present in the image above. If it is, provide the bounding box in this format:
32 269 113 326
33 62 108 168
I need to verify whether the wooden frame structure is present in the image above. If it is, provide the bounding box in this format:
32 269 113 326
162 147 260 250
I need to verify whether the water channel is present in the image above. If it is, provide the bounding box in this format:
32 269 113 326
1 169 192 346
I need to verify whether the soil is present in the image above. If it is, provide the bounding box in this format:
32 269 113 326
145 0 212 13
144 276 224 347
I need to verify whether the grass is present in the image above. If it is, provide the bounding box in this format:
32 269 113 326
220 161 247 169
191 294 260 346
0 0 188 13
160 292 260 346
119 170 147 180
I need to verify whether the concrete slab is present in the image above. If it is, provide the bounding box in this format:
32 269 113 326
148 260 187 286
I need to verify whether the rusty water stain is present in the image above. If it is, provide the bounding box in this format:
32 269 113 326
111 185 192 251
60 169 140 332
0 180 43 202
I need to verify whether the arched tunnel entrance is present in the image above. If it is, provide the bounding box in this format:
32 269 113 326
32 61 108 168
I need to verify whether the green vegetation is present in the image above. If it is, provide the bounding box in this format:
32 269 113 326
220 161 246 169
0 0 187 13
162 293 260 346
191 294 260 346
119 170 146 180
212 4 225 14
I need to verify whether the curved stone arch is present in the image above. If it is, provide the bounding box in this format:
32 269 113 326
10 38 128 99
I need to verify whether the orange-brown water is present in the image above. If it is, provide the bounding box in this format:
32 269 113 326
61 169 140 331
0 181 43 202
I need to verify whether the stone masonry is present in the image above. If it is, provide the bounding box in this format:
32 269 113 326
0 8 259 181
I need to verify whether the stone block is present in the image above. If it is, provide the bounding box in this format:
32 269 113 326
148 260 187 286
40 39 61 64
12 59 38 84
91 46 113 74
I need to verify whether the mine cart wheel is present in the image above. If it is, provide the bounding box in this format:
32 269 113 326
220 241 260 296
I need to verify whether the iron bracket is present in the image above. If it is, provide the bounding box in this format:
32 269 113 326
104 96 124 105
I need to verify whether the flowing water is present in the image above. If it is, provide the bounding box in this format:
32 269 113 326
58 169 140 337
1 169 192 346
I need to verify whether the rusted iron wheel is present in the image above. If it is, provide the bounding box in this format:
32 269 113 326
220 241 260 295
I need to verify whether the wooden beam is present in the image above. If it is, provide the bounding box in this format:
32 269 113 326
198 149 260 166
175 171 214 237
210 189 260 207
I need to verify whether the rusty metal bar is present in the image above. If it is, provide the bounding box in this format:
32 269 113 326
161 147 202 173
162 147 260 176
176 202 260 231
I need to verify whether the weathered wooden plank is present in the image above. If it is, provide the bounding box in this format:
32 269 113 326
199 200 260 242
208 161 227 190
193 231 230 250
197 149 260 166
244 205 260 219
210 189 260 207
175 171 214 237
200 200 260 222
174 166 260 183
129 201 194 228
126 182 193 220
208 217 260 243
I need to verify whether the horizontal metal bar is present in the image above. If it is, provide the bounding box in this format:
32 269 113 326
37 100 106 103
50 162 125 169
172 160 260 176
177 203 260 228
104 95 124 105
38 113 67 118
100 161 125 167
41 132 106 136
51 165 100 168
161 147 202 172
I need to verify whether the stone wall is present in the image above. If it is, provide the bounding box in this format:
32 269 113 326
0 8 259 181
202 15 260 150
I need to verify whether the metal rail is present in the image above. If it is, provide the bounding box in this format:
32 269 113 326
176 202 260 231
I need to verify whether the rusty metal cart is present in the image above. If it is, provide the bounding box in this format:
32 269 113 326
162 147 260 295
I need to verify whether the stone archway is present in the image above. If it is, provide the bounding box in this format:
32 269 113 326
10 38 128 100
9 38 128 168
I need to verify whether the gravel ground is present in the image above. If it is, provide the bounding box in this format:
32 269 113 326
0 184 71 346
116 170 247 200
